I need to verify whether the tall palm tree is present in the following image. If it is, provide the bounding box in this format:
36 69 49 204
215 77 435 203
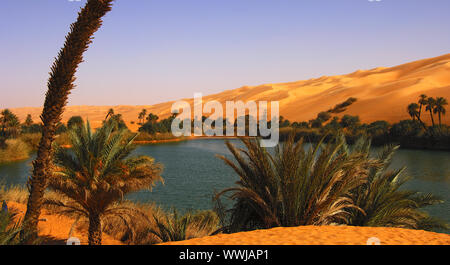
45 120 163 245
407 103 419 121
138 109 147 125
104 108 115 121
418 94 428 120
22 0 115 242
425 97 436 127
433 97 448 126
215 133 372 232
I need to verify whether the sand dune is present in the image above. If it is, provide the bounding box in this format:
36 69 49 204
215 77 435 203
10 53 450 132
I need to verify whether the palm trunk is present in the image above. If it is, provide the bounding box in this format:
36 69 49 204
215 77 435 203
438 112 442 126
429 110 435 127
23 130 55 241
416 115 428 132
88 213 102 245
21 0 114 243
418 104 422 120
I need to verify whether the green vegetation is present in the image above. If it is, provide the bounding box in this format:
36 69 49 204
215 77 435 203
67 116 84 129
148 209 219 242
349 143 447 230
0 210 23 245
0 139 31 164
215 133 448 233
279 95 449 150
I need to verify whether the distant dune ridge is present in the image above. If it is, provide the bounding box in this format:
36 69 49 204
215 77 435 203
10 53 450 132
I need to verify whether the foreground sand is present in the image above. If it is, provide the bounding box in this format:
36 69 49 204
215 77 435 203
161 226 450 245
7 201 449 245
8 202 121 245
10 53 450 131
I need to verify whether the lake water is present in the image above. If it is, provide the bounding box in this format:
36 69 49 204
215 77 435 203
1 139 449 230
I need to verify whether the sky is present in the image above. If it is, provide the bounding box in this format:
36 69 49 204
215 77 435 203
1 0 449 108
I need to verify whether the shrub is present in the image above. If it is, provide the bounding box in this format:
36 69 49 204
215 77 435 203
147 209 220 243
215 133 372 232
20 133 41 150
0 139 31 163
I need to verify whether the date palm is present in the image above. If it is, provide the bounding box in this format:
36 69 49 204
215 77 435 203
418 94 428 120
45 120 163 245
138 109 147 125
407 103 419 121
0 109 21 140
104 108 115 121
433 97 448 126
215 133 373 232
425 97 436 126
23 0 115 242
349 143 447 231
147 113 159 124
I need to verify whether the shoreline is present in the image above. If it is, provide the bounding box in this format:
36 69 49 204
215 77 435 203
1 134 449 165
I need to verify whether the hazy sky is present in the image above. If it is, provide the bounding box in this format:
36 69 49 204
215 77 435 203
1 0 449 108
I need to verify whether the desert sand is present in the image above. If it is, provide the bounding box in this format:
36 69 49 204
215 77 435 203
9 53 450 132
161 226 450 245
8 201 121 245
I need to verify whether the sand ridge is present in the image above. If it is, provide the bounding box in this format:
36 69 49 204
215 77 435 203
9 53 450 132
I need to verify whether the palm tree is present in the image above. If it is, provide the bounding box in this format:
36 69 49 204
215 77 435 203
407 103 419 121
0 109 20 140
349 143 446 230
138 109 147 125
104 108 114 121
433 97 448 126
425 97 436 126
22 0 115 242
418 94 428 120
45 120 163 245
24 114 34 127
67 116 84 129
147 113 159 124
214 133 372 232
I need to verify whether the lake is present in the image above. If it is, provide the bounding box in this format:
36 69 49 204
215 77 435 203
1 139 449 230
